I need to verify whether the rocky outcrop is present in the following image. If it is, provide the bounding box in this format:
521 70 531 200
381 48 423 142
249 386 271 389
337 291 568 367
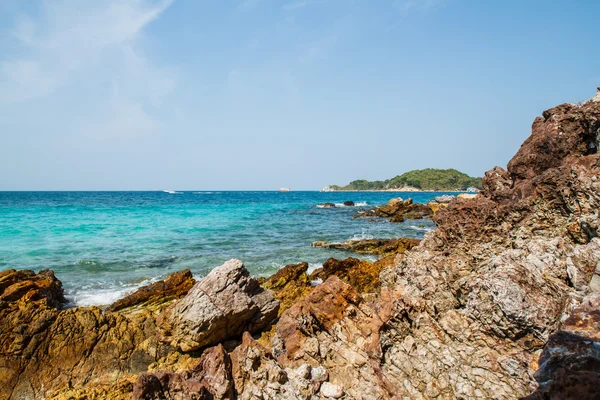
3 92 600 399
157 259 279 352
312 237 420 256
310 257 385 293
107 269 195 313
260 262 313 314
0 270 172 400
354 197 433 222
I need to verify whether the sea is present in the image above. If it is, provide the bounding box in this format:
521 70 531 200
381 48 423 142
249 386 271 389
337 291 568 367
0 191 453 306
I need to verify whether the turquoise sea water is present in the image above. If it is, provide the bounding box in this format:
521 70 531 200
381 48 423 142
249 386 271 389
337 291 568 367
0 191 450 306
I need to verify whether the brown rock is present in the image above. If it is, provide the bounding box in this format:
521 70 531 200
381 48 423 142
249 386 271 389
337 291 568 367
310 257 383 293
132 344 234 400
312 237 420 256
107 269 195 313
261 262 313 314
354 197 434 222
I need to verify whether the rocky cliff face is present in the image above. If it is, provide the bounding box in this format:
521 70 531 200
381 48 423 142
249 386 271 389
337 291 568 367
1 92 600 399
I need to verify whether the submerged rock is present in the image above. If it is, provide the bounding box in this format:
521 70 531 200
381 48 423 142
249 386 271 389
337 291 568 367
157 259 279 352
354 197 433 222
312 237 420 256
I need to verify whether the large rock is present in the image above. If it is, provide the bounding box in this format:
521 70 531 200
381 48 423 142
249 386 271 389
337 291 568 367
158 259 279 352
107 269 195 313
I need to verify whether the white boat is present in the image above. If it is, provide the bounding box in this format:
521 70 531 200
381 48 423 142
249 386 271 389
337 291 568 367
163 189 177 194
279 188 291 192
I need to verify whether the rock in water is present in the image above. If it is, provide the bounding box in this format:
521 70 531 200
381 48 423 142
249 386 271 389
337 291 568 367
343 201 355 206
158 259 279 352
107 269 195 313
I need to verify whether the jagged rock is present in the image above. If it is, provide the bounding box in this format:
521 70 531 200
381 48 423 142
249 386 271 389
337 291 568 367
310 257 384 293
132 344 235 400
158 259 279 352
0 269 66 307
107 269 195 313
230 332 325 399
523 294 600 400
311 237 420 256
261 262 313 314
354 197 433 222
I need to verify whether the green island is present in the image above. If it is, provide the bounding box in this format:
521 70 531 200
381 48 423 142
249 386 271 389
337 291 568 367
327 168 483 191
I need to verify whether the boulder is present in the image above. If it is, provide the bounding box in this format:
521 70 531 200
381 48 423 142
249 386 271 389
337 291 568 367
434 195 455 203
158 259 279 352
343 201 355 206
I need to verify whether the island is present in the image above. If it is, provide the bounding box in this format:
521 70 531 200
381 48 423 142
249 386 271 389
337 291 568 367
323 168 482 192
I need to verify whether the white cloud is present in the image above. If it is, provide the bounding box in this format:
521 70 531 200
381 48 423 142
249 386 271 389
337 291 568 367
0 0 174 104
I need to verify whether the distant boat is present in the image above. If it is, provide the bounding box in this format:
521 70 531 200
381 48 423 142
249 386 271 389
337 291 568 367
279 188 291 192
163 189 179 194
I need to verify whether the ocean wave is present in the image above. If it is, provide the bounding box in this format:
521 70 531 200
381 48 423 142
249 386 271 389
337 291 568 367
67 275 163 307
349 230 374 240
317 201 368 208
310 278 323 287
409 225 433 232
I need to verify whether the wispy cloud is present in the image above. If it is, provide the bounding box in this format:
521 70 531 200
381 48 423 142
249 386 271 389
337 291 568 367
0 0 174 104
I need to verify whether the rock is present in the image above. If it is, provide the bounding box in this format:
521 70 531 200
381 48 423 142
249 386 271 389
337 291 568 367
311 237 420 256
427 201 448 214
310 257 384 293
523 294 600 400
157 259 279 352
457 193 477 199
343 201 355 206
318 203 336 208
107 269 195 313
261 262 313 314
132 344 235 400
354 197 433 222
0 269 66 307
320 382 344 398
0 269 171 399
434 195 455 203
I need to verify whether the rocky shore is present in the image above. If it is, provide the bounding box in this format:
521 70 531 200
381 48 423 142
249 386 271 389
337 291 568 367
2 91 600 399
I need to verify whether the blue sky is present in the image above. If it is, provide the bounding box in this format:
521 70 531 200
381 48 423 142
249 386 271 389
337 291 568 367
0 0 598 190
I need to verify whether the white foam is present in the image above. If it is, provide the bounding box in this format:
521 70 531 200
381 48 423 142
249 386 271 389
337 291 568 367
410 225 433 232
71 287 135 307
349 230 374 241
355 201 368 207
310 278 323 286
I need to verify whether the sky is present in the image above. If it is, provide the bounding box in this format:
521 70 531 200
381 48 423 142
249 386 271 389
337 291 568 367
0 0 599 190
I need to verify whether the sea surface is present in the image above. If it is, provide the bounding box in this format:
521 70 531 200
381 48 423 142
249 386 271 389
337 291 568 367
0 191 453 306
